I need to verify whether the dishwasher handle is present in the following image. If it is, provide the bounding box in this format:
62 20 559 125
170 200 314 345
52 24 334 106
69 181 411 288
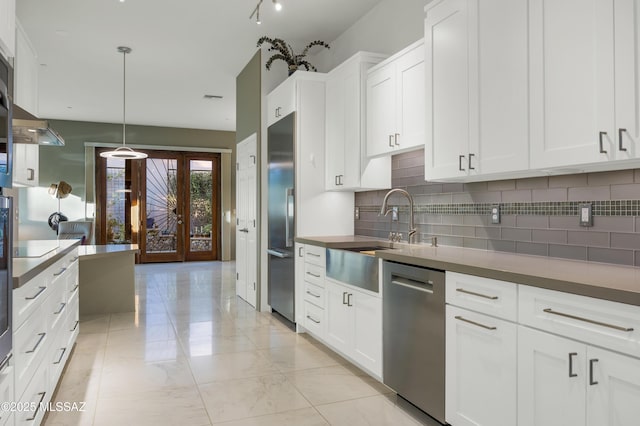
390 276 434 294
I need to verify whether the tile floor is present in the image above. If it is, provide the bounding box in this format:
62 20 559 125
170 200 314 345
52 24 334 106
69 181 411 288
44 261 439 426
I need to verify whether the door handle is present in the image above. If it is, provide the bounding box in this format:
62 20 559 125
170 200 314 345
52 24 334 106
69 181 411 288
298 247 304 257
569 352 578 377
619 128 628 152
342 291 347 304
459 155 466 171
394 133 400 146
347 293 353 307
388 135 394 148
285 187 294 248
599 131 608 154
27 168 35 181
589 359 599 385
468 153 475 170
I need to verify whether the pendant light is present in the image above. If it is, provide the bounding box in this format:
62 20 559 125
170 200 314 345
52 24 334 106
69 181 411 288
100 46 147 160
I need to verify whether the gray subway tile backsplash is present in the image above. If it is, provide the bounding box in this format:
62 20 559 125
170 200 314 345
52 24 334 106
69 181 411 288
354 148 640 267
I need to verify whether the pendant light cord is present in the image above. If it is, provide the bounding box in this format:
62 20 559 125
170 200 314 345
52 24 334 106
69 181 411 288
122 48 127 147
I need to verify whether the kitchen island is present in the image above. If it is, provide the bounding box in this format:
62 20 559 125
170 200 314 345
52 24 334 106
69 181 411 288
77 244 139 315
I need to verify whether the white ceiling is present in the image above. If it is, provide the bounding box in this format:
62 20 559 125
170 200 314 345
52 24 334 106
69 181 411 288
16 0 384 132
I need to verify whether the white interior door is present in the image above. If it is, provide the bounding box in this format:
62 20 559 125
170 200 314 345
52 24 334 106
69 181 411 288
236 134 258 308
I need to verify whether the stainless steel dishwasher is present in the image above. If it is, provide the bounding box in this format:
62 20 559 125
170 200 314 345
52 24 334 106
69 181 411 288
383 260 446 425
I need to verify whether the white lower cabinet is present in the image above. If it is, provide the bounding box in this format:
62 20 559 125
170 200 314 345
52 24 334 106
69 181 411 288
0 356 14 426
12 249 80 426
518 326 640 426
445 305 517 426
325 279 382 378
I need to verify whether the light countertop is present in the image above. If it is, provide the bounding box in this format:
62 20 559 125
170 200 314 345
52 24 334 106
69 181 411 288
295 235 640 306
78 244 139 260
13 239 81 288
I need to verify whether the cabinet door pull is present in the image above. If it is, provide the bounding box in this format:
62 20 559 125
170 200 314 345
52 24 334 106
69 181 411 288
298 247 304 257
339 175 344 185
459 155 466 171
342 292 348 304
53 267 68 277
388 135 394 148
619 128 628 152
568 352 578 377
599 131 608 154
454 315 497 330
543 308 634 332
71 321 79 332
54 302 66 315
306 315 320 324
589 359 599 385
306 271 320 278
347 293 353 307
306 290 320 298
335 175 339 186
25 286 46 301
394 133 400 146
307 252 321 258
26 333 46 354
468 153 475 170
26 392 47 421
71 284 79 293
54 347 67 365
27 168 35 181
456 288 499 300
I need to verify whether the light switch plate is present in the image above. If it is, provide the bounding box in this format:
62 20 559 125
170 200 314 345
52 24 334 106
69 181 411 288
579 203 593 227
491 205 501 224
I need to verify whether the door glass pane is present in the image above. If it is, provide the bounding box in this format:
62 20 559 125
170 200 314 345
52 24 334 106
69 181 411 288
146 158 178 253
105 158 128 243
189 160 212 252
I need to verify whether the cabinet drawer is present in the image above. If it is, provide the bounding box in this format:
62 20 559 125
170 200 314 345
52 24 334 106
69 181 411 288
304 301 324 338
65 259 80 297
15 360 49 426
446 272 518 321
304 245 325 267
0 356 14 426
13 273 48 332
66 290 80 346
304 281 325 308
519 285 640 359
14 308 49 398
304 263 325 287
46 282 68 337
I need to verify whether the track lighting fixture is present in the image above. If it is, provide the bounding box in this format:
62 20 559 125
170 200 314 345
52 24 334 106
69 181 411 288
249 0 282 24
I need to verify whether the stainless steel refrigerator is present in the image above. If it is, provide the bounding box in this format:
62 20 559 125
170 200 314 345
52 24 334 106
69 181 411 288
266 112 295 324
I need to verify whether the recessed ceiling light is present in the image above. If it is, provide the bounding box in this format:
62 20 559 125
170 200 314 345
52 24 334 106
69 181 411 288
203 95 223 99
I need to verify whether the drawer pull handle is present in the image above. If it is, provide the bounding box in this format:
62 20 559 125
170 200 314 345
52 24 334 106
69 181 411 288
589 359 599 385
306 272 321 278
298 247 304 257
455 315 497 331
307 252 321 258
306 315 320 324
26 333 46 354
569 352 578 377
26 392 47 421
71 284 79 293
25 286 46 300
72 256 79 262
54 267 68 277
71 321 79 332
456 288 499 300
54 347 67 365
306 290 320 298
347 293 353 307
543 308 634 332
54 303 67 315
0 353 12 372
342 292 348 304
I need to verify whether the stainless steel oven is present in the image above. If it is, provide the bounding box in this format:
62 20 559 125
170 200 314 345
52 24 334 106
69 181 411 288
0 53 12 188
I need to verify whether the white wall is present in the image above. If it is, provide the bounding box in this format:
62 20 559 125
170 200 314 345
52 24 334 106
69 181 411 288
312 0 430 72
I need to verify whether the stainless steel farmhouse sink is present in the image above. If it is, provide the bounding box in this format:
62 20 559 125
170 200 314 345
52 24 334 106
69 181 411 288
326 244 394 293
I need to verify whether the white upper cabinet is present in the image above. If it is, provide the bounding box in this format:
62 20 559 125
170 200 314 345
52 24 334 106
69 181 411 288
13 143 38 187
366 40 425 158
266 76 296 127
530 0 640 169
0 0 15 59
14 21 39 116
529 0 615 169
325 52 391 191
424 0 529 181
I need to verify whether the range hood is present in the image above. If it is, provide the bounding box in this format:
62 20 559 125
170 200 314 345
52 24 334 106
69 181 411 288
12 105 65 146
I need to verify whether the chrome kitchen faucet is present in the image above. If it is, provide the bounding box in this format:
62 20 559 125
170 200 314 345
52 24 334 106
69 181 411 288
379 188 417 244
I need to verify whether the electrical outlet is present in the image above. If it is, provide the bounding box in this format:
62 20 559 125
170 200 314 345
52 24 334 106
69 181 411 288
491 205 501 224
579 203 593 227
355 207 360 220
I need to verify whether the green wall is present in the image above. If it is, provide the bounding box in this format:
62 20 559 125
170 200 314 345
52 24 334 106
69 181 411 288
235 51 262 144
